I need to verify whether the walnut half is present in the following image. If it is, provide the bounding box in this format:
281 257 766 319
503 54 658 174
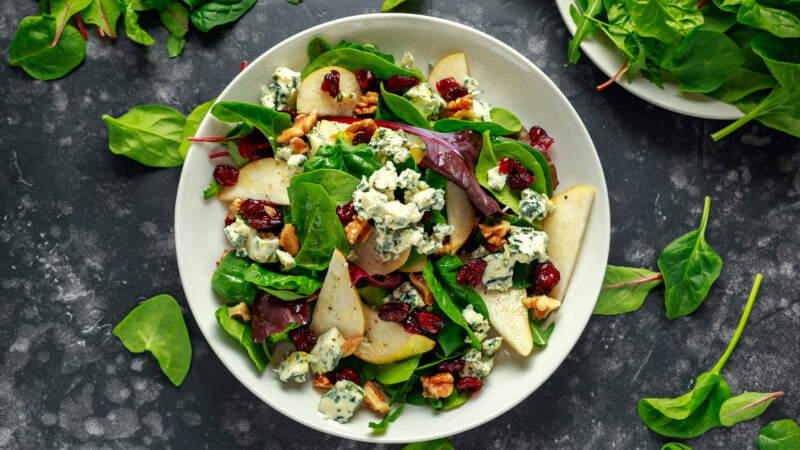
421 373 454 399
363 381 390 414
279 224 300 256
479 220 511 252
522 295 562 320
344 215 372 245
227 302 252 322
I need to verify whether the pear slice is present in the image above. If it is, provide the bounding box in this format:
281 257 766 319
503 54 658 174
475 286 533 356
428 52 469 88
352 230 410 275
218 157 293 204
310 249 365 344
307 120 350 156
355 305 436 364
297 66 361 117
445 181 477 254
541 186 596 301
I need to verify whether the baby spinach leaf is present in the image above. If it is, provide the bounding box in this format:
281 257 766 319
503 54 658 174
433 108 522 135
568 0 603 63
190 0 257 33
719 391 784 426
737 0 800 38
103 104 186 167
204 181 222 199
663 29 744 93
625 0 704 44
661 444 693 450
306 35 330 61
594 265 663 315
211 251 259 303
114 294 192 386
215 304 268 371
333 39 395 64
476 134 548 213
699 2 737 32
442 390 471 410
289 169 360 205
714 83 800 140
8 15 86 80
288 182 349 271
167 34 185 58
368 405 404 431
401 438 455 450
259 288 306 300
303 135 382 179
159 1 190 38
706 67 777 102
50 0 93 46
123 2 155 45
657 196 722 319
210 101 292 148
301 47 419 80
376 355 422 385
381 0 408 12
436 321 467 357
380 83 431 129
433 255 490 319
82 0 121 38
530 314 555 347
751 32 800 87
179 98 216 158
493 136 554 196
243 263 322 296
758 419 800 449
423 261 481 350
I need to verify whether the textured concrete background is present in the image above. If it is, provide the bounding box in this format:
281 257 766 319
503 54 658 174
1 0 798 448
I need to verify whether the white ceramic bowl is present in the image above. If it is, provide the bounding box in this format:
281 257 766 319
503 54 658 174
175 13 610 443
554 0 744 120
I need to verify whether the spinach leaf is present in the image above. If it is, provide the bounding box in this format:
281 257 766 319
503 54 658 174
436 321 467 357
493 137 554 196
288 182 349 271
167 34 185 58
422 261 481 350
114 294 192 386
8 15 86 81
758 419 800 449
737 0 800 38
159 1 190 38
433 255 490 319
306 35 330 61
661 444 693 450
657 196 722 319
303 135 382 179
301 48 419 80
368 405 404 431
593 265 664 315
387 374 418 404
530 313 555 347
442 390 471 410
625 0 704 44
713 83 800 140
82 0 121 38
103 104 186 167
433 108 522 135
215 304 269 371
375 355 422 385
243 263 322 296
476 133 548 213
700 2 737 32
379 83 431 128
210 101 293 148
190 0 257 33
663 29 744 93
706 67 777 102
638 274 763 438
123 2 155 45
179 98 216 159
51 0 93 44
401 438 455 450
381 0 407 12
289 169 360 205
751 32 800 87
262 322 300 364
333 39 395 63
211 251 259 303
204 181 222 199
719 391 784 426
568 0 603 63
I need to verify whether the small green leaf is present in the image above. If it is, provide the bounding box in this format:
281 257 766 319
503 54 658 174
8 15 86 80
203 181 222 199
433 108 522 135
368 405 404 431
423 261 481 350
300 47 419 80
661 444 693 450
289 169 360 205
306 35 330 61
243 263 322 296
103 104 186 167
401 438 455 450
215 304 268 370
82 0 121 38
159 1 190 38
593 265 663 315
381 0 407 12
758 419 800 449
567 0 603 63
123 2 155 45
375 355 422 385
190 0 257 33
210 101 292 148
288 182 350 271
211 251 259 304
179 98 216 159
719 391 784 426
167 34 185 58
380 82 431 129
530 314 555 347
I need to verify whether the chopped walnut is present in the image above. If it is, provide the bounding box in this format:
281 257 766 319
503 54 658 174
226 198 243 222
278 224 300 256
341 336 363 357
523 295 562 320
363 381 390 414
276 110 318 143
446 94 473 116
289 136 309 154
479 220 511 252
421 373 454 399
409 274 434 306
345 118 378 141
433 242 452 256
344 215 372 244
227 302 252 322
263 205 280 220
313 374 333 389
354 91 379 116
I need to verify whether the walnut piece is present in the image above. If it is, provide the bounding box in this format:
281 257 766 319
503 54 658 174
289 136 309 154
279 224 300 256
312 374 333 389
409 274 434 306
446 94 473 115
227 302 252 322
354 91 379 116
345 118 378 141
276 110 318 143
340 336 363 357
479 220 511 252
344 215 372 245
363 381 390 414
226 198 243 222
522 295 562 320
421 373 454 399
433 242 452 256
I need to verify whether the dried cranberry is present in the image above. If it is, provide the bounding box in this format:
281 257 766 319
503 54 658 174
420 211 432 223
379 302 411 323
435 77 469 102
403 314 422 335
355 69 377 93
238 129 272 160
213 165 239 186
288 327 317 353
456 259 488 288
528 126 554 152
335 201 357 224
533 260 561 293
321 70 340 98
336 368 361 385
436 359 466 374
239 199 283 230
224 216 235 226
385 75 418 94
498 157 536 190
417 311 445 336
455 376 483 393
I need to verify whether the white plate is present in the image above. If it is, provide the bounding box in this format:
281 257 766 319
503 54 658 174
175 13 610 444
554 0 744 120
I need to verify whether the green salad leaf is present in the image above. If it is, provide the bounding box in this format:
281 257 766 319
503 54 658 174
303 134 382 179
288 182 349 271
433 108 522 135
306 35 331 61
433 255 490 319
179 98 216 158
719 391 784 426
662 29 744 92
8 15 86 81
594 265 664 315
82 0 121 38
103 104 186 167
302 47 419 80
289 169 360 206
401 438 455 450
422 261 481 350
215 304 269 371
211 251 259 304
375 355 422 385
380 83 431 129
243 263 322 296
210 101 293 148
758 419 800 449
159 1 190 38
123 2 155 45
190 0 257 33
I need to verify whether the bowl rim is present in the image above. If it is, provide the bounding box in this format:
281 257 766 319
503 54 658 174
175 12 610 443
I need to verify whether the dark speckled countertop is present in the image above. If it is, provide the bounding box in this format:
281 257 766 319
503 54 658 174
1 0 798 448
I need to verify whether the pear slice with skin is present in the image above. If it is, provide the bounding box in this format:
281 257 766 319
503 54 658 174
475 286 533 356
541 186 595 301
310 249 365 350
355 305 436 364
428 52 469 88
445 181 477 254
297 66 361 117
218 157 293 204
352 229 410 275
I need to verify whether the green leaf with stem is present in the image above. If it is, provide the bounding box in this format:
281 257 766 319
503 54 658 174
401 438 455 450
102 104 186 167
203 181 221 199
123 2 155 45
306 36 330 61
8 15 86 80
568 0 603 63
50 0 93 47
82 0 121 38
380 82 431 129
530 312 555 347
159 1 190 38
758 419 800 449
423 261 481 350
368 405 404 431
594 265 663 315
719 391 784 426
179 98 216 159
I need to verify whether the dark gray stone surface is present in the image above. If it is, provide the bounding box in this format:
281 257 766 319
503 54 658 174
1 0 798 448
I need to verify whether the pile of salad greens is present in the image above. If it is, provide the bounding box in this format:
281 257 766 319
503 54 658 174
568 0 800 140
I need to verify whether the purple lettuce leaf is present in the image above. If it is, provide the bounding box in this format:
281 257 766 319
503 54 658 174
251 292 310 343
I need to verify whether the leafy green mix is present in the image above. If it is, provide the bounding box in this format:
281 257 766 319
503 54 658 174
568 0 800 140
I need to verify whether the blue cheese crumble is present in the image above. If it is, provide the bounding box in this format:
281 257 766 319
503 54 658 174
518 188 555 223
310 327 345 375
368 128 424 164
224 218 279 264
481 247 514 291
274 145 306 173
400 52 415 70
260 67 301 111
275 351 317 383
276 249 296 270
318 380 365 423
462 304 490 342
507 226 548 265
383 282 426 309
487 166 507 191
403 82 446 120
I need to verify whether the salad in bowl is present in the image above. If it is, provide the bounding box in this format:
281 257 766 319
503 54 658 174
195 36 596 429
